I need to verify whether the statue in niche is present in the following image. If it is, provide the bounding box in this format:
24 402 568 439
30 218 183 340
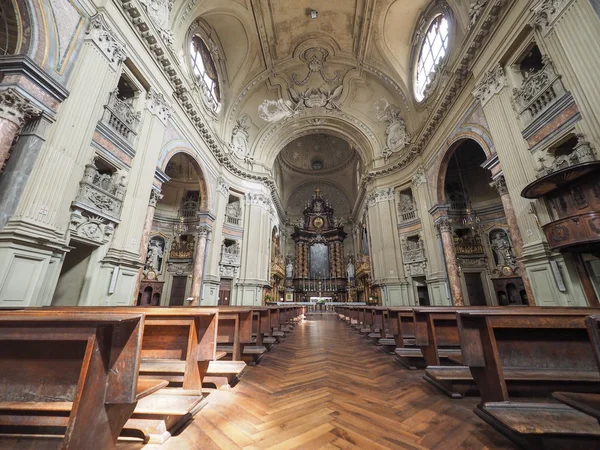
146 237 165 272
223 241 240 255
286 256 294 279
490 229 516 268
346 257 355 280
225 201 241 218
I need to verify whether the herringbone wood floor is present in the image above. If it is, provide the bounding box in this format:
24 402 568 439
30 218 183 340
125 314 516 450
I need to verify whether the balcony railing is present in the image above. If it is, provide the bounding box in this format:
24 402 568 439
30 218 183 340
402 241 426 263
450 201 468 211
513 58 568 126
72 162 126 222
400 208 417 222
226 215 241 226
398 197 418 223
180 198 199 218
453 235 484 255
101 89 141 143
169 240 195 259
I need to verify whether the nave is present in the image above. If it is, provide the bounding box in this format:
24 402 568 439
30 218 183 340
130 313 514 450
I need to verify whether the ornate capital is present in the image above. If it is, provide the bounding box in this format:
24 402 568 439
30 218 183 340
367 187 394 207
149 187 163 207
0 88 41 127
196 223 211 238
245 192 272 211
217 176 229 197
473 64 507 106
86 14 127 67
146 89 172 125
435 217 452 233
530 0 570 33
490 175 509 196
412 167 427 188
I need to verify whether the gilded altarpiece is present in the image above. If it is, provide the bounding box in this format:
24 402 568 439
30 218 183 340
289 189 348 301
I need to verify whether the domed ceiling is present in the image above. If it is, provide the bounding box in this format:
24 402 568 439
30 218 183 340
278 134 357 175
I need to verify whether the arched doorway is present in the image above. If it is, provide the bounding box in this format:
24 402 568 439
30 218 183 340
145 152 208 306
441 139 526 306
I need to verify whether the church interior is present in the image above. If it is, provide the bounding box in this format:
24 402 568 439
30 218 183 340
0 0 600 448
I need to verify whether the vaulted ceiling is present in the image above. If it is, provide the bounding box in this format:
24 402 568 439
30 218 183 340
170 0 469 213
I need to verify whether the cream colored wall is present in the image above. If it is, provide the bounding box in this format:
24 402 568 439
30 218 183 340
2 0 600 307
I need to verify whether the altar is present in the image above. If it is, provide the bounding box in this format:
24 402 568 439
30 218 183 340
287 188 354 302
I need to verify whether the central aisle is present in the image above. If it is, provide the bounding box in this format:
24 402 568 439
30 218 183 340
138 314 514 450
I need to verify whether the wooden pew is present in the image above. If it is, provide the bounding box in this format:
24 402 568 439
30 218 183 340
367 307 391 346
394 307 466 374
36 306 219 443
466 310 600 448
359 306 375 336
0 312 163 450
383 307 417 358
269 306 286 341
388 307 417 348
458 308 600 403
252 307 277 352
209 306 254 389
551 315 600 424
419 307 520 397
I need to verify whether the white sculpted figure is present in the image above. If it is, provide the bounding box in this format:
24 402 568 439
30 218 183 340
490 230 515 267
146 238 164 271
289 85 343 110
230 114 250 159
286 261 294 279
225 201 241 218
346 258 355 280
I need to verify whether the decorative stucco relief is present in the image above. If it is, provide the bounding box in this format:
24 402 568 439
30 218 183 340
375 99 410 161
85 14 126 67
472 64 507 106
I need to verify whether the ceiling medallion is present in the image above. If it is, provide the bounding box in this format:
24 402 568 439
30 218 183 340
292 47 342 86
289 85 343 111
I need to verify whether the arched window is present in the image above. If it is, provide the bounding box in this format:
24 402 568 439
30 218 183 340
0 0 19 55
414 15 449 102
190 36 221 105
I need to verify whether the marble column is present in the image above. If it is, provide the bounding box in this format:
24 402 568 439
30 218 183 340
436 218 464 306
131 188 162 304
189 224 211 306
491 175 536 306
0 89 40 172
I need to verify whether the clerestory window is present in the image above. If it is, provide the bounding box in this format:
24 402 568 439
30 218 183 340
414 15 449 102
190 36 221 105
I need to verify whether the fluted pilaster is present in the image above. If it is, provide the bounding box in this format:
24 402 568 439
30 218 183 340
12 13 125 233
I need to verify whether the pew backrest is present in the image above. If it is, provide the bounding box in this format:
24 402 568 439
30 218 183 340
0 312 145 448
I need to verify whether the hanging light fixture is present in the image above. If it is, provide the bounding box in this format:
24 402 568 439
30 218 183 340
454 152 481 230
173 216 188 241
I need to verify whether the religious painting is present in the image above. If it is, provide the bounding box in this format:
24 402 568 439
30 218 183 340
309 243 329 278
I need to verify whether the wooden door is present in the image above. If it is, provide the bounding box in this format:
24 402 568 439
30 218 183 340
169 276 187 306
464 272 487 306
219 279 232 306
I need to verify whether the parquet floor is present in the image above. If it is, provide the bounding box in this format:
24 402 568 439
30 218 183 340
127 313 516 450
